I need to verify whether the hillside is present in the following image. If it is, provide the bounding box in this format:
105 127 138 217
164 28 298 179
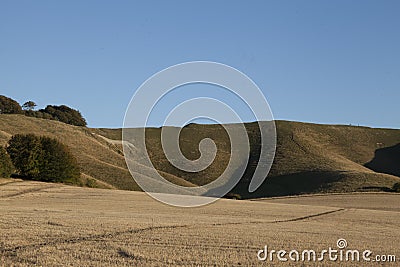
96 120 400 198
0 114 193 191
1 114 400 198
234 121 400 198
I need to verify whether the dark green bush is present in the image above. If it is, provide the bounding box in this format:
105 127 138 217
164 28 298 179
393 182 400 193
7 134 80 183
225 193 242 200
38 136 80 183
24 110 54 120
0 146 14 177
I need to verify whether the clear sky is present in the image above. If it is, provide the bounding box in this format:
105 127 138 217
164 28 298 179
1 0 399 128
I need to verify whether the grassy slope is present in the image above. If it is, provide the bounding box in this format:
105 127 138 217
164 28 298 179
0 114 193 190
96 120 400 198
2 114 400 198
233 121 400 198
220 121 400 198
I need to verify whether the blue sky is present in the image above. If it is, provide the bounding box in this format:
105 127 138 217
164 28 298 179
1 0 399 128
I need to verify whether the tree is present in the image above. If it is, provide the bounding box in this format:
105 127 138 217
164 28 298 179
0 95 22 114
0 95 88 127
22 101 37 111
6 134 80 183
41 105 87 126
6 134 42 178
0 147 14 178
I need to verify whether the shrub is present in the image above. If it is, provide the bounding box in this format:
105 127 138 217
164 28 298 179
0 147 14 177
6 134 80 183
85 178 97 188
24 110 54 120
393 182 400 193
225 193 242 200
0 95 22 114
38 136 80 183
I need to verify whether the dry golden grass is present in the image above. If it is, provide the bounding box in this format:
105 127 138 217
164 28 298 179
0 114 135 190
0 114 193 191
253 192 400 212
1 180 399 266
2 114 400 198
90 120 400 198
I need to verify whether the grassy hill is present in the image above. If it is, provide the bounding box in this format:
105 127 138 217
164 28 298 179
0 114 193 191
236 121 400 198
1 114 399 198
97 120 400 198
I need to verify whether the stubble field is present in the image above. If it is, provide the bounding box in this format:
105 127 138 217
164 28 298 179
0 178 399 266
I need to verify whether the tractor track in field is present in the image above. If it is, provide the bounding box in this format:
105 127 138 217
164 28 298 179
272 208 346 223
0 184 59 199
0 207 345 256
0 180 24 187
0 224 190 255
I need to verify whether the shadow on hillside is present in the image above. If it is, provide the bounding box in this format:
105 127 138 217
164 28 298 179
207 170 347 199
365 143 400 178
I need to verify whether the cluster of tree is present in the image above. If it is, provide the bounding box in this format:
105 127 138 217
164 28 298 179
0 95 87 126
5 134 81 183
24 105 87 126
